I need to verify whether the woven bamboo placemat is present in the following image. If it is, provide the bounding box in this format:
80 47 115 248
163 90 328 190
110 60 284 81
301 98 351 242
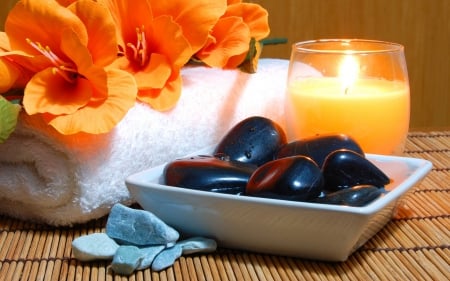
1 131 449 281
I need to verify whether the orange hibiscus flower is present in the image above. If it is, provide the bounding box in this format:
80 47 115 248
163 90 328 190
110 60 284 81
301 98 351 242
195 0 270 69
99 0 227 110
0 32 35 94
4 0 137 135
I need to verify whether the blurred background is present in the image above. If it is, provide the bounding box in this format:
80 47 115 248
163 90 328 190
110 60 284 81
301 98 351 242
251 0 450 130
1 0 449 130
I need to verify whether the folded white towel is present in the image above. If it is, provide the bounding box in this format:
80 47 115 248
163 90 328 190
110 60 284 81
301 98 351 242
0 59 289 225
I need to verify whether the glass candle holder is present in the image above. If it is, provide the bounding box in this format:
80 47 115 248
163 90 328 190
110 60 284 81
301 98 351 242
286 39 410 155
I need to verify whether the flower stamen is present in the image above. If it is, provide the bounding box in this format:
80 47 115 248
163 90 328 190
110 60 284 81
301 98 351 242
126 26 148 66
26 38 78 83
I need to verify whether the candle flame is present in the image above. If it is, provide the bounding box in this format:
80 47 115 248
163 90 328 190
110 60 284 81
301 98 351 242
339 55 359 94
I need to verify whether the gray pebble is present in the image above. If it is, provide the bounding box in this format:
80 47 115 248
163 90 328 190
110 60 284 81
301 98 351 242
151 244 183 271
106 204 179 246
136 245 165 270
111 245 142 275
72 233 119 261
71 205 218 275
177 237 217 255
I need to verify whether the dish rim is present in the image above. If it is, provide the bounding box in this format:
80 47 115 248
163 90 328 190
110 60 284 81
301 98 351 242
126 151 433 216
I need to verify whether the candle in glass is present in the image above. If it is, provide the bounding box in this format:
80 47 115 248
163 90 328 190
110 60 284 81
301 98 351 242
285 39 410 155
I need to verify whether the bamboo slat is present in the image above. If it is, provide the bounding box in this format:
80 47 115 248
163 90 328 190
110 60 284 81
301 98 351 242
0 131 449 281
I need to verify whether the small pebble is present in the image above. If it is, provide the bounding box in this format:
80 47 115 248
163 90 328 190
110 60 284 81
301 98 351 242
152 244 183 271
72 233 119 261
71 204 218 275
136 245 165 270
177 237 217 255
111 246 142 275
106 204 179 246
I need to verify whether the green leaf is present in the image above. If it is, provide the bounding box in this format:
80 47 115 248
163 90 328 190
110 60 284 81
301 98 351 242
0 95 21 143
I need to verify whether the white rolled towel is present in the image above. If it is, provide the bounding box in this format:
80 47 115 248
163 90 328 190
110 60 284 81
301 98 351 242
0 59 289 225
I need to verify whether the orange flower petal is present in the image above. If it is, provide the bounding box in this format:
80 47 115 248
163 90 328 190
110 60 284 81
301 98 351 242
1 35 20 91
134 53 171 90
0 32 10 51
56 0 77 7
0 58 20 93
224 3 270 40
59 29 93 73
98 0 153 49
0 50 53 80
44 68 137 135
147 15 192 68
23 68 92 115
107 14 191 93
137 71 182 111
67 0 118 66
5 0 88 56
224 52 247 69
150 0 227 53
58 29 108 100
196 17 250 68
0 50 43 89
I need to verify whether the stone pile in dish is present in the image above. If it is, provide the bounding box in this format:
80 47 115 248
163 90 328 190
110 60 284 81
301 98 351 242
164 116 391 207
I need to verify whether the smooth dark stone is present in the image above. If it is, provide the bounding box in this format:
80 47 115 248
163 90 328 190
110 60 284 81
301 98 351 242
163 155 257 194
313 185 384 207
276 134 364 168
246 156 324 201
322 149 390 192
214 116 287 166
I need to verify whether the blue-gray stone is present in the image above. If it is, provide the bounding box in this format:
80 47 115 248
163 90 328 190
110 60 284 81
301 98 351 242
177 237 217 255
111 246 142 275
106 204 179 246
71 233 119 261
136 245 165 270
151 244 182 271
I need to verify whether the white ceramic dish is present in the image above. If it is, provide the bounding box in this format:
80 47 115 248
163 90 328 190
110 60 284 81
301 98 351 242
126 146 432 261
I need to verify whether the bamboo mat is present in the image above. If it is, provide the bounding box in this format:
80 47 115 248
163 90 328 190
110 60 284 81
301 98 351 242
1 131 449 281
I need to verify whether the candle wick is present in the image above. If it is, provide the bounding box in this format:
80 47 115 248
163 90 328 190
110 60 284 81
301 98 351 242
345 87 349 95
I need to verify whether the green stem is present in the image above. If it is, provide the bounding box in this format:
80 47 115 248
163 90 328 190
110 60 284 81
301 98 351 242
261 38 288 46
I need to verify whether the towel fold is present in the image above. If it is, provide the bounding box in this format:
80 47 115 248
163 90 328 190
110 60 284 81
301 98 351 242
0 59 289 225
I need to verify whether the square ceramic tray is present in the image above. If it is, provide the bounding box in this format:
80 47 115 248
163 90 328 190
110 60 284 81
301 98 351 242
126 146 432 261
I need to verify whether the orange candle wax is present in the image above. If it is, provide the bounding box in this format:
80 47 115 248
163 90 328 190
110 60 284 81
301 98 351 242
286 78 410 155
